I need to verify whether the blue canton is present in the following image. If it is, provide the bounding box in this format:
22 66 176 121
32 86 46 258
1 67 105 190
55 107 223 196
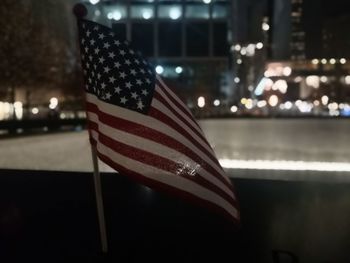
78 19 156 114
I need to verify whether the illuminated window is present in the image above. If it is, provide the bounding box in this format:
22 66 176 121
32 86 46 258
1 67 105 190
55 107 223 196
158 5 182 19
105 5 127 20
212 3 227 19
131 5 154 19
185 4 209 19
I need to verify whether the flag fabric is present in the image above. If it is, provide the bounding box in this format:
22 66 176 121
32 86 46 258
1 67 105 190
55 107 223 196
77 19 239 223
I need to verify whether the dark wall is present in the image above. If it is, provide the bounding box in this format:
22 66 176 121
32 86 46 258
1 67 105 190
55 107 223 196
1 169 350 262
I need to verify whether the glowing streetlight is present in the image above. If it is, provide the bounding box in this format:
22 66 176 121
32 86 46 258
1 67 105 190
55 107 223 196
234 44 241 51
169 8 181 20
49 97 58 109
268 95 278 107
330 58 336 65
213 99 220 107
197 96 205 108
321 95 329 105
321 59 327 64
175 66 183 74
230 106 238 113
283 66 292 76
142 10 153 20
311 59 319 65
345 76 350 85
89 0 100 4
256 42 263 49
32 107 39 114
234 77 240 83
257 100 267 108
340 58 346 64
262 22 270 31
155 65 164 74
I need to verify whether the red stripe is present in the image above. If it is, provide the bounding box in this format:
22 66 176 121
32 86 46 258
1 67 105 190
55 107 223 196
148 107 222 167
153 91 209 145
95 146 239 224
156 79 201 130
91 124 237 206
87 103 232 189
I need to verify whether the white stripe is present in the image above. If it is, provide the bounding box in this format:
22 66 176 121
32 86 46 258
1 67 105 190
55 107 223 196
151 97 218 160
156 76 193 117
155 86 204 136
86 93 228 182
88 112 235 199
90 131 239 220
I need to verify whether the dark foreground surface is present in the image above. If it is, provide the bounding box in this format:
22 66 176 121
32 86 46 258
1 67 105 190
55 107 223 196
1 170 350 262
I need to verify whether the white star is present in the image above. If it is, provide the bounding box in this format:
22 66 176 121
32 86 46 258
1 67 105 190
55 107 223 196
101 83 106 89
98 33 105 39
125 59 131 65
93 64 97 70
98 57 105 64
125 82 132 89
109 76 116 83
84 47 89 53
145 78 151 84
104 66 111 73
120 97 127 104
140 69 145 74
108 52 115 59
90 39 95 46
136 79 142 85
131 92 138 99
142 89 148 96
93 25 99 31
105 92 112 100
129 49 135 54
94 47 100 54
119 72 126 78
86 30 91 37
114 87 121 93
134 59 140 64
137 101 144 110
103 42 110 49
89 55 93 61
147 69 152 74
114 62 121 68
97 73 101 79
88 77 92 83
86 62 90 69
114 40 121 46
81 38 85 45
119 50 126 56
130 69 137 75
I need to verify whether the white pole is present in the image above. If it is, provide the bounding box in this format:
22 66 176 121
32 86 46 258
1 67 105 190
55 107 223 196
91 146 108 253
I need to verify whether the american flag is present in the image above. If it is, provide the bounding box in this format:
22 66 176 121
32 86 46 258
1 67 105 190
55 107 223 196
77 19 239 223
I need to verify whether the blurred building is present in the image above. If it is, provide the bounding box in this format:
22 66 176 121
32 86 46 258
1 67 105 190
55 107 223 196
84 0 231 112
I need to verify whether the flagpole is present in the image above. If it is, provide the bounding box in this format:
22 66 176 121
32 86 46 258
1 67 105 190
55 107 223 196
73 3 108 253
91 146 108 253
